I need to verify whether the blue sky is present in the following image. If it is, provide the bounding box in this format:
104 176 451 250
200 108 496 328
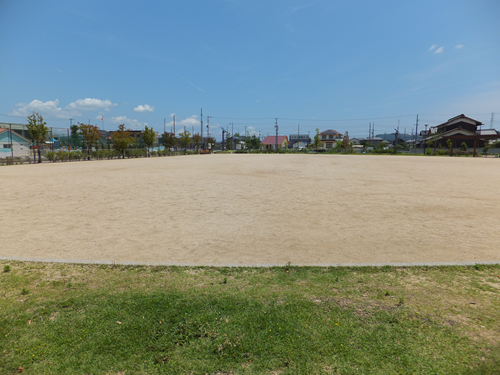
1 0 499 139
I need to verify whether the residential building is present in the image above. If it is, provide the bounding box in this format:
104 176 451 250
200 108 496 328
319 129 343 149
420 114 500 153
0 128 31 158
289 134 310 148
262 135 289 150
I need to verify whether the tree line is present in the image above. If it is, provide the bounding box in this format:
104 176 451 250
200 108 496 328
24 112 220 163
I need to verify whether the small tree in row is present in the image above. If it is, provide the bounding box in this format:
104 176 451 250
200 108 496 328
162 132 177 156
192 133 202 153
27 112 49 163
112 124 134 159
79 123 101 160
179 130 192 154
143 126 156 157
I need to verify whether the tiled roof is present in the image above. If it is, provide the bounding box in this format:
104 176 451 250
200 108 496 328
436 114 482 128
262 135 288 145
319 129 342 135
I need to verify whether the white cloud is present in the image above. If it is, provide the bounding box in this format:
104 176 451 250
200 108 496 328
66 98 117 111
455 44 464 49
134 104 155 112
10 97 118 119
434 47 444 54
10 99 79 118
110 116 147 130
428 45 437 51
170 113 175 117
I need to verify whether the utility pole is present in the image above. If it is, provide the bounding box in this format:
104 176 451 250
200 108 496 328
200 108 203 152
490 113 495 129
9 124 13 159
221 128 226 151
415 114 419 146
69 118 73 151
173 115 176 151
394 126 399 155
372 123 374 139
231 122 234 149
369 122 371 140
207 116 210 138
275 118 279 153
424 124 428 155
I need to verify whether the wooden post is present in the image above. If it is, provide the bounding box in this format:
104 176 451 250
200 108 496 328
473 139 477 157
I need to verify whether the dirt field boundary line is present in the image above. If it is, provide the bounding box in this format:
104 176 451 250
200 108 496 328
1 256 499 267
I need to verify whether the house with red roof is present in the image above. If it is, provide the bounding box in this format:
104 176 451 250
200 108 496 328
262 135 289 150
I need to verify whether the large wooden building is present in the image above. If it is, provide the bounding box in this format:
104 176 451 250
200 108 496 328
424 114 499 154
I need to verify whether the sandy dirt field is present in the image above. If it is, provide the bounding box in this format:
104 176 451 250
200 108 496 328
1 154 499 266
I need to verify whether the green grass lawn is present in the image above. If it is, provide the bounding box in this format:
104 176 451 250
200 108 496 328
1 262 499 374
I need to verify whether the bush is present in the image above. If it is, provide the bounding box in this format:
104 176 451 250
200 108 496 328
56 151 69 162
70 151 84 161
46 151 56 162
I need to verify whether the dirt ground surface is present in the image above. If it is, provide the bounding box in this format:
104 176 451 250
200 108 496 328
1 154 499 266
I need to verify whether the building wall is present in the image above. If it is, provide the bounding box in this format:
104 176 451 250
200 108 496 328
0 140 31 157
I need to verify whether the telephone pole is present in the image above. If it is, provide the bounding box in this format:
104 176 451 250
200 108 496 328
394 126 399 155
275 118 279 153
415 114 419 145
200 109 203 152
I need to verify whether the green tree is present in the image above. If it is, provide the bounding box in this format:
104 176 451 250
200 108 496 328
192 133 202 152
313 128 322 151
179 130 192 154
162 132 177 156
79 123 101 160
26 112 49 163
460 141 468 152
69 124 81 149
249 135 261 150
143 126 156 157
112 124 134 159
